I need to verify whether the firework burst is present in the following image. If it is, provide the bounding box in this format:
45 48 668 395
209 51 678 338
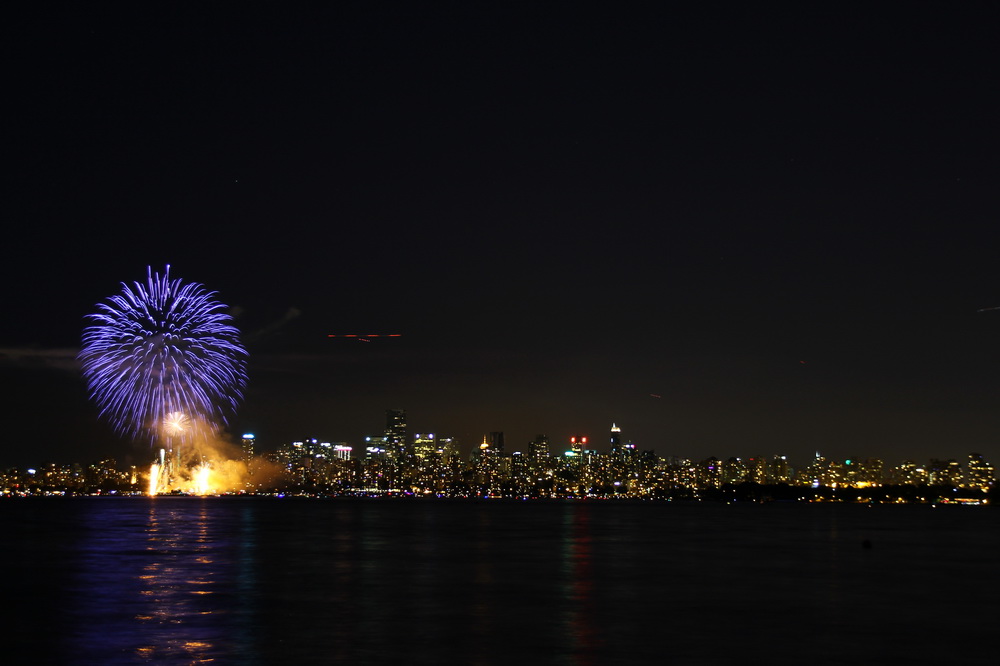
79 265 247 445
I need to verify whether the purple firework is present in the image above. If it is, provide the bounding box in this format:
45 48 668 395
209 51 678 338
80 266 247 443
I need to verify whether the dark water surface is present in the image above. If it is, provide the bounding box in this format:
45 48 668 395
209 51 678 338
3 498 998 664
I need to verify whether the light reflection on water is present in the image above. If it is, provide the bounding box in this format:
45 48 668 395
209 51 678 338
67 499 258 665
562 502 599 666
3 498 1000 665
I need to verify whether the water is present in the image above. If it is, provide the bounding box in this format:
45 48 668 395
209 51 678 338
3 498 997 665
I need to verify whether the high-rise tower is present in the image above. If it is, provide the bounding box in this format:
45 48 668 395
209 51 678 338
965 453 995 490
487 431 505 455
528 434 549 460
241 433 255 461
385 409 407 458
610 423 622 455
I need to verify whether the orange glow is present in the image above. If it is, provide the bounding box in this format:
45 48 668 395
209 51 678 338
146 431 268 495
148 463 161 496
192 463 212 495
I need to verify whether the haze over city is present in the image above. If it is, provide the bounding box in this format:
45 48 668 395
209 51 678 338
3 4 999 470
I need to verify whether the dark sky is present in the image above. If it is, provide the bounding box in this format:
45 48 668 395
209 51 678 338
3 3 999 470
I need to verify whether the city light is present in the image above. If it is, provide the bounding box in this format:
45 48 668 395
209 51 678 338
2 416 995 501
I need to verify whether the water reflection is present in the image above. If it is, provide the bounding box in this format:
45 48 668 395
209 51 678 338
68 498 254 665
560 503 599 665
9 498 995 665
325 506 359 663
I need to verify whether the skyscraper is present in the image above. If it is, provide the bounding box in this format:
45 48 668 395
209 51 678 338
472 432 504 494
385 409 407 458
413 433 437 459
473 432 504 464
241 433 255 461
567 435 588 469
487 431 505 454
528 434 549 460
965 453 995 490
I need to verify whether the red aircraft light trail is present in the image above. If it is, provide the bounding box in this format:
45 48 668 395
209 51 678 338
327 334 402 341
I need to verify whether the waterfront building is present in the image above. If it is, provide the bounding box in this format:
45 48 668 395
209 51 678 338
767 455 791 484
965 453 995 490
721 457 747 485
697 457 721 489
746 456 768 484
890 460 929 486
927 458 962 486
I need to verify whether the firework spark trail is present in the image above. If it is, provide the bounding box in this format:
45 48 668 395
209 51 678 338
79 266 247 445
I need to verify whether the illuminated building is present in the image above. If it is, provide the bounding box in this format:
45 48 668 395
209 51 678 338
364 436 388 459
767 455 791 484
927 458 961 486
610 423 621 454
409 433 459 492
385 409 408 458
509 451 530 491
472 433 504 494
413 433 438 460
272 438 338 486
487 431 505 454
799 452 838 487
607 423 637 489
746 456 767 484
720 457 747 484
472 433 501 461
697 457 721 488
964 453 995 490
855 458 884 486
564 436 589 475
361 436 391 490
241 433 255 461
635 450 660 493
528 434 549 460
889 460 929 486
437 436 459 460
12 402 998 500
524 435 552 495
662 458 697 491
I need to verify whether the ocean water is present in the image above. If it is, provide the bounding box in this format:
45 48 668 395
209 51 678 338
3 498 997 665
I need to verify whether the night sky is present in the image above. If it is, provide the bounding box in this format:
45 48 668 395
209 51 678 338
4 3 999 470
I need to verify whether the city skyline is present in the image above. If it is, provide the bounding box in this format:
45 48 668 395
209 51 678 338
4 429 994 502
3 407 995 486
3 5 1000 468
